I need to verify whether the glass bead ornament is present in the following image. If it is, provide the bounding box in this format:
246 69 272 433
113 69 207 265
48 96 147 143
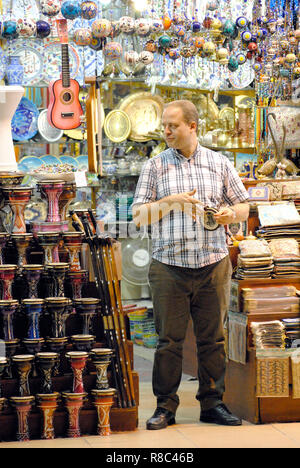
16 18 36 37
134 18 150 37
144 39 157 52
92 19 112 38
236 52 246 65
228 55 239 71
40 0 60 17
73 28 92 46
174 25 185 38
168 48 180 60
223 19 237 38
192 21 201 33
80 1 97 20
36 20 51 38
61 0 81 20
162 15 172 30
139 50 154 65
150 18 164 34
194 36 205 49
158 34 171 48
2 20 18 39
253 62 262 72
241 30 252 42
103 41 123 60
217 47 229 64
118 16 135 34
203 41 216 56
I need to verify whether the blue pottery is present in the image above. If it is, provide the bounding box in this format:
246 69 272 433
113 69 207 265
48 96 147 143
2 20 18 39
80 1 97 19
6 55 24 85
22 299 44 339
36 20 51 38
61 0 81 20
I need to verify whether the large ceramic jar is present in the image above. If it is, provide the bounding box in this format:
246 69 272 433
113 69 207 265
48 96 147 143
6 56 24 85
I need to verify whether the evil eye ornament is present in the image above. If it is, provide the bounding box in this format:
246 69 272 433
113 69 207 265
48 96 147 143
257 28 267 39
236 52 246 65
61 0 81 20
16 18 36 37
40 0 60 17
252 62 262 72
139 51 154 65
241 30 252 42
36 20 51 38
80 1 97 20
89 35 102 51
236 16 248 28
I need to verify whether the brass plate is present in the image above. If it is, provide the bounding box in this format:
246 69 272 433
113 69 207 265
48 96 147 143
118 92 164 142
150 142 167 158
219 107 235 130
235 96 255 108
195 94 219 122
104 109 131 143
64 95 105 141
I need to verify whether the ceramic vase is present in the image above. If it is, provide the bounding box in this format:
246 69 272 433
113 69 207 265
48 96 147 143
90 348 113 390
6 56 24 85
10 396 35 441
62 391 86 438
36 352 59 394
91 388 116 436
0 299 19 340
1 186 33 234
45 297 72 338
36 392 59 439
12 354 34 396
66 351 88 393
73 298 100 335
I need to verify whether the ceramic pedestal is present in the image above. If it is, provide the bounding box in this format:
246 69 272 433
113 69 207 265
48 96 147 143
0 265 17 300
1 186 33 234
62 392 87 438
10 395 35 441
36 392 60 440
90 348 113 390
91 388 116 436
22 264 43 298
36 352 59 394
66 351 88 393
12 354 34 396
45 297 72 338
0 299 19 340
73 298 100 335
11 233 33 266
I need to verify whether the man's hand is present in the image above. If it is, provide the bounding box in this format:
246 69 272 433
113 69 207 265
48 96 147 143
214 207 236 225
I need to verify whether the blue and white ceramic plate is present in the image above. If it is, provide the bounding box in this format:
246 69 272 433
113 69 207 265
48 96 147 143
42 38 81 84
60 155 79 167
76 155 88 170
0 47 7 81
8 38 44 85
12 97 39 141
40 155 61 165
18 156 43 171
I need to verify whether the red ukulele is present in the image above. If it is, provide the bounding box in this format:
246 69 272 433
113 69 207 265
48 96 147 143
47 19 83 130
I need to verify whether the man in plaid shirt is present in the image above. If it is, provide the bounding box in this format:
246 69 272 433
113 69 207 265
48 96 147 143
132 100 249 429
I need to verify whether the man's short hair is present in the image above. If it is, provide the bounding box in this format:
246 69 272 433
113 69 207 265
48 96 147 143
164 100 199 131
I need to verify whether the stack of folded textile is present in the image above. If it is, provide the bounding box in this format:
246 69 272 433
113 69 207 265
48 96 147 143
242 285 299 315
256 202 300 245
250 320 286 349
235 239 273 279
282 318 300 348
268 238 300 278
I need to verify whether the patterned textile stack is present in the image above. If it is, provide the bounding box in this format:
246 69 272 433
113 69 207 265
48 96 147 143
235 239 273 279
242 285 299 316
250 320 286 349
268 238 300 278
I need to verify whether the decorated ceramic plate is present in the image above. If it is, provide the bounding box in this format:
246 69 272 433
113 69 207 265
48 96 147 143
40 155 61 165
8 38 44 86
60 155 79 167
42 38 80 84
18 156 43 171
0 47 7 81
76 155 88 170
228 61 255 89
12 97 39 141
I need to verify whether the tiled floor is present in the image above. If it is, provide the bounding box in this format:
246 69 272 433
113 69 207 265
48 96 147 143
1 345 300 448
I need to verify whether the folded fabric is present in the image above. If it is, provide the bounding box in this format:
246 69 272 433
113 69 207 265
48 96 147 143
268 238 300 257
238 239 272 258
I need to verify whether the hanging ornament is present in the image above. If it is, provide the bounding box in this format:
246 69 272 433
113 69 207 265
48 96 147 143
257 28 267 39
163 15 172 30
124 50 139 66
174 25 185 38
111 21 120 38
103 41 123 60
73 28 92 45
158 34 171 48
180 45 193 58
2 20 18 39
203 17 212 29
168 48 180 60
144 39 157 52
252 62 262 72
248 42 257 53
40 0 60 17
36 20 51 38
192 21 201 33
194 36 205 49
170 37 180 48
267 19 276 33
228 55 239 71
92 19 112 37
236 52 246 65
207 0 218 11
241 30 252 42
223 19 237 38
203 41 216 56
139 51 154 65
61 0 81 20
236 16 248 28
217 47 229 64
150 18 164 33
80 1 97 19
119 16 135 34
16 18 36 37
134 18 150 36
89 35 102 51
285 53 297 64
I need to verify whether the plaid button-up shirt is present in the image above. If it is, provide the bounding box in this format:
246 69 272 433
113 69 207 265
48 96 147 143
132 144 249 268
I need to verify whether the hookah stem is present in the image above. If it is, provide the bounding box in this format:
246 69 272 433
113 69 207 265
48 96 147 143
94 234 130 408
105 239 136 407
81 214 127 408
101 240 133 408
88 207 135 406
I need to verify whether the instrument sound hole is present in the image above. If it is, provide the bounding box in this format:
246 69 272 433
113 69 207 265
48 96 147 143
63 92 72 102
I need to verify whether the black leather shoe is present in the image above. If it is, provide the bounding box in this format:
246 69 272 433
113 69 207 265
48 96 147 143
146 407 176 430
200 404 242 426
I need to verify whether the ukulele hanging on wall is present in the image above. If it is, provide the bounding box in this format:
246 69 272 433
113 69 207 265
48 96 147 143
47 18 83 130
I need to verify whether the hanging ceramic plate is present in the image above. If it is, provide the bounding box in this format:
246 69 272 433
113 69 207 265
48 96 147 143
118 92 164 142
228 61 255 89
104 110 131 143
12 97 39 141
8 38 44 86
0 47 7 81
219 107 235 130
37 108 64 142
42 38 80 84
76 155 88 170
40 155 61 165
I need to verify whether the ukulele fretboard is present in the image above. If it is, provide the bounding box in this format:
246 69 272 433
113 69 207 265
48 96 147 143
61 44 70 88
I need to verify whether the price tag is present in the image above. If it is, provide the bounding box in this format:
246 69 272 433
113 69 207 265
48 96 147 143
74 171 87 187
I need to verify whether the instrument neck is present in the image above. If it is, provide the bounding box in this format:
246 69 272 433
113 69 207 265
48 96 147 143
61 44 70 88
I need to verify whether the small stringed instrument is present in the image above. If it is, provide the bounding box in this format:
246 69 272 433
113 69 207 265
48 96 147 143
47 19 83 130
